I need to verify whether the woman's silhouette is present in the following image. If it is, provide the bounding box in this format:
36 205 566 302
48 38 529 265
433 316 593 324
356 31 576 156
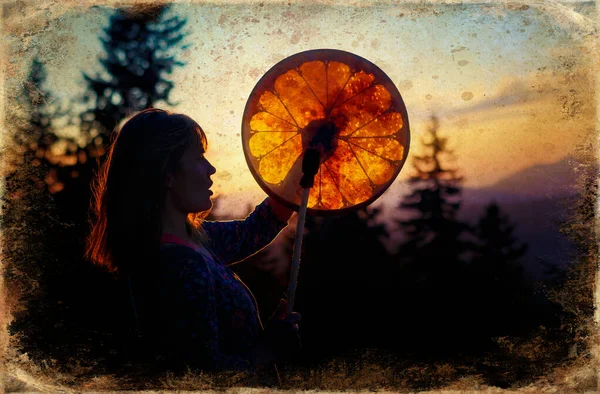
86 108 300 373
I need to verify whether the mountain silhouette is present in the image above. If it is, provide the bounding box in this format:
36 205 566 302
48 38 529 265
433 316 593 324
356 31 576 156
460 156 583 279
463 156 581 203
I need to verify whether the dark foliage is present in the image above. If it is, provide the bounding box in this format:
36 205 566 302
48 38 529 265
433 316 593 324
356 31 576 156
5 5 188 375
291 206 392 364
543 163 599 360
3 59 69 361
3 11 588 390
387 116 553 358
52 4 188 227
391 116 475 353
467 202 534 336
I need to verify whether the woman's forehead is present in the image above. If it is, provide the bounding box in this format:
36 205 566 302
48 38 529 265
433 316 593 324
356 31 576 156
183 144 203 156
189 129 207 152
195 127 208 150
186 139 205 155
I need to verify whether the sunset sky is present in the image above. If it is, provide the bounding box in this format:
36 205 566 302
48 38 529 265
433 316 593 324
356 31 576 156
3 0 597 217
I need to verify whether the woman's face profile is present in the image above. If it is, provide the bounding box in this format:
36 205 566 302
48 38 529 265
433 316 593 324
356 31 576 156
168 136 216 214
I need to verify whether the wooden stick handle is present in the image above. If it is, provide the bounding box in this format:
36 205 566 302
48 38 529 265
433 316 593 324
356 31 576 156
286 187 310 316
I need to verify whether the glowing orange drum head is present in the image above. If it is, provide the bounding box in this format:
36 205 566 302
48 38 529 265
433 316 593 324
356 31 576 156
242 49 410 215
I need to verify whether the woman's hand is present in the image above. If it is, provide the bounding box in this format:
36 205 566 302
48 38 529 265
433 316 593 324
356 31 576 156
266 197 294 224
263 298 302 362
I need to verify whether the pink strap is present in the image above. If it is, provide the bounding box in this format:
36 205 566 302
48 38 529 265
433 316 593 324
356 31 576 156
160 233 199 251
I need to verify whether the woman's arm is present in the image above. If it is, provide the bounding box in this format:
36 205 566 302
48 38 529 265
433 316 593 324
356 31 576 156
265 196 294 224
202 197 294 265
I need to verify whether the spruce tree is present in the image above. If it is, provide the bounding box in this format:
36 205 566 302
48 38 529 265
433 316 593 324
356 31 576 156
52 4 188 226
5 5 189 371
396 115 467 278
79 4 186 143
473 202 528 282
545 167 598 358
3 57 62 295
470 202 530 336
2 58 73 364
392 115 471 353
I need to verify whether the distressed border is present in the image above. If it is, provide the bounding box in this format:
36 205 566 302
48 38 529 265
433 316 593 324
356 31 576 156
1 0 598 392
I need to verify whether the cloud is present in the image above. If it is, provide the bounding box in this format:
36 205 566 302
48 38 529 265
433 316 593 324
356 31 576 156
442 63 595 122
529 0 597 41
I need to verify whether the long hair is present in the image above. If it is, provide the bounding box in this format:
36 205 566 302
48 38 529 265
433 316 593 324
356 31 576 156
85 108 209 276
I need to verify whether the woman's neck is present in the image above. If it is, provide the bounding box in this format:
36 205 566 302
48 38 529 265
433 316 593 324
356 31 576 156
162 221 189 240
161 204 191 242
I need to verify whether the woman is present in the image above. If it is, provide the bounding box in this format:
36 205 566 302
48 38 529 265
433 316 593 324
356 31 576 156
85 108 301 373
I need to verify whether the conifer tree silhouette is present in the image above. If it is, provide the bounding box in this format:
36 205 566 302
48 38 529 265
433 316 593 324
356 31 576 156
3 58 60 324
80 4 186 142
2 58 87 365
469 202 531 336
51 4 188 227
396 115 468 278
393 115 471 353
545 168 598 357
473 202 528 283
5 6 189 371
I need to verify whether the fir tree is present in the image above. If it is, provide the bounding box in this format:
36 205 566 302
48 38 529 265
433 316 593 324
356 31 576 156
2 58 74 364
469 202 531 336
396 115 468 279
51 4 188 226
473 202 528 282
79 4 187 143
545 165 598 358
2 58 66 300
5 5 189 371
392 115 473 353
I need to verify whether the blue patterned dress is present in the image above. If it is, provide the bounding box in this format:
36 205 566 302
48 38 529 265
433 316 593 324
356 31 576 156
155 198 289 371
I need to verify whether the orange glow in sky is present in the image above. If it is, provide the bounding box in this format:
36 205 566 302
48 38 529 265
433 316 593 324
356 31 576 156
5 1 596 216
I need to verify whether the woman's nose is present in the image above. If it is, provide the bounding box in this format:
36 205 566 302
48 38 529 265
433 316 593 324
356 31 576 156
208 161 217 175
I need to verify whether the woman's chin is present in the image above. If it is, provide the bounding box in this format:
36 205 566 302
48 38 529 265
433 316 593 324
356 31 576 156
191 200 212 214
